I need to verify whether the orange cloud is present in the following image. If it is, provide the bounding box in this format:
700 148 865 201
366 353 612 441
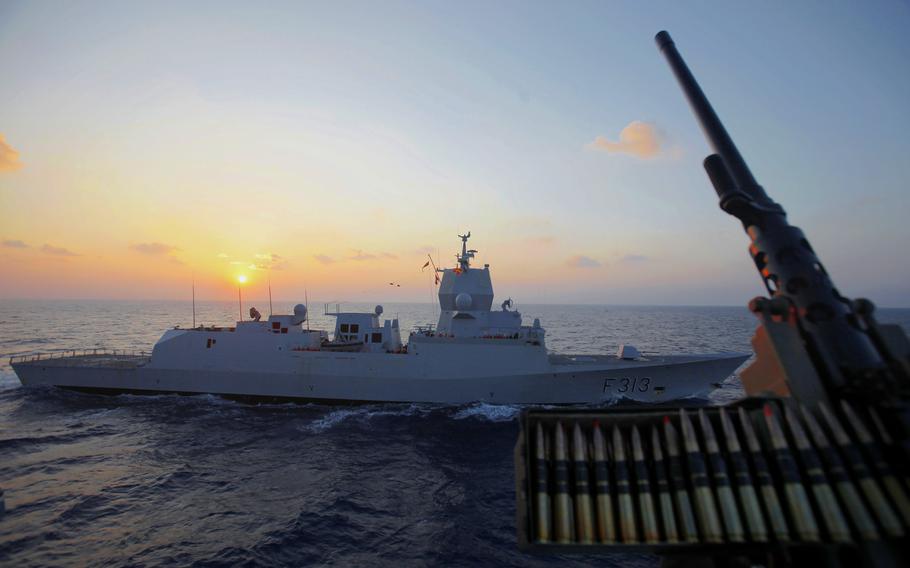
3 239 29 249
41 244 79 257
349 250 376 261
253 253 287 270
130 242 178 255
0 134 23 172
587 121 662 158
349 250 398 261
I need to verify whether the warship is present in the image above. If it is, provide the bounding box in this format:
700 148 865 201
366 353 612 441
10 234 747 404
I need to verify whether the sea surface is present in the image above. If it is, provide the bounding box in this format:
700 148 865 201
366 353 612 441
1 300 908 567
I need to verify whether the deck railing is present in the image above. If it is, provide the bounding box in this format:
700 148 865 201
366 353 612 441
9 349 151 365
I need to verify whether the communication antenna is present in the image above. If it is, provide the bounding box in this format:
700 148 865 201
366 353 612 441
305 289 310 331
237 280 243 322
268 275 273 317
192 273 196 328
435 247 441 321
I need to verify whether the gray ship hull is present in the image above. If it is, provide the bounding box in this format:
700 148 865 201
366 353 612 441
11 351 748 405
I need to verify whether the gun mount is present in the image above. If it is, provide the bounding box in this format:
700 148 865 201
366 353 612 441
655 31 907 407
515 31 910 566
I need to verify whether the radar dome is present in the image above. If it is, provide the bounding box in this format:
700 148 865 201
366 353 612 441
455 293 473 311
293 304 308 324
375 305 384 316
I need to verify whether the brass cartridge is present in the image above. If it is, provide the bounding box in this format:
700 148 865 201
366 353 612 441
680 409 724 543
612 426 638 542
572 422 595 544
699 409 745 542
553 421 575 543
592 421 616 543
783 405 851 543
841 400 910 527
799 404 880 540
763 404 819 542
533 422 551 543
651 426 679 543
664 416 700 543
631 426 660 543
737 407 790 541
819 402 903 538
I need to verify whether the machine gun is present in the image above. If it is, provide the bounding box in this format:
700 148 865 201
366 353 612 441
514 31 910 566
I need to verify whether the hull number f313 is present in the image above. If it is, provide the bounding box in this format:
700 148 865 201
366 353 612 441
603 377 651 394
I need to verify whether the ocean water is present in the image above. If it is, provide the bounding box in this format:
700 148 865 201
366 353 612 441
1 300 908 567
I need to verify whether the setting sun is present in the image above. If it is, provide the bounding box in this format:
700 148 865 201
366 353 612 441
237 275 247 284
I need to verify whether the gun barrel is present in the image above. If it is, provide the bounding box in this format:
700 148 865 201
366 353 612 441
654 31 761 198
655 30 890 397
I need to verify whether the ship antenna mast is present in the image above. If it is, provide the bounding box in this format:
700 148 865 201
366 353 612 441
457 231 475 270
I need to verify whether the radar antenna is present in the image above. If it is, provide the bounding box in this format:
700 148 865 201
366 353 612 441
457 232 475 270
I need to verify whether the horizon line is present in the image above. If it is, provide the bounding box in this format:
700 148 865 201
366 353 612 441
1 297 909 310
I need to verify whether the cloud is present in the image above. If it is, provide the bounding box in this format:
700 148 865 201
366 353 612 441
566 255 601 268
0 134 23 172
349 250 396 261
621 254 648 263
41 244 79 257
220 252 287 271
313 254 335 265
2 239 29 249
248 262 287 271
349 250 377 261
130 242 178 255
587 121 663 159
253 252 287 270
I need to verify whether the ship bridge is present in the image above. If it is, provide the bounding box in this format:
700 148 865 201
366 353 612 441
434 233 531 340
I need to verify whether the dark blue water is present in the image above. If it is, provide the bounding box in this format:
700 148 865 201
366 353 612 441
1 301 908 566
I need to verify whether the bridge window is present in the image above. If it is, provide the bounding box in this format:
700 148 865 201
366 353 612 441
351 324 359 333
340 324 349 333
372 332 382 343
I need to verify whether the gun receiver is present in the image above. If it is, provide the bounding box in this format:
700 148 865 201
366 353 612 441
655 30 906 403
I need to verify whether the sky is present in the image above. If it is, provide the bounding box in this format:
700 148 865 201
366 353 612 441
1 1 909 307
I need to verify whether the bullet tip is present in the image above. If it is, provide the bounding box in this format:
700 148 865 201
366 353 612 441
663 415 671 425
763 404 773 417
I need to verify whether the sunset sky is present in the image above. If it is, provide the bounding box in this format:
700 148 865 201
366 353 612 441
1 1 909 306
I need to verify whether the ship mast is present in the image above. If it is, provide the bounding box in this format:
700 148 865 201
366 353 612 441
457 232 476 270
